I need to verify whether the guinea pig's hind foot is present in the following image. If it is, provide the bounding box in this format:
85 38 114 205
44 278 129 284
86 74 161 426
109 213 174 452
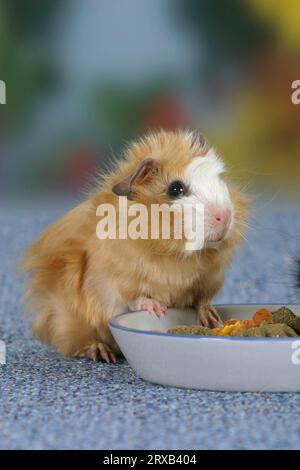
74 342 117 363
197 304 223 328
128 297 167 318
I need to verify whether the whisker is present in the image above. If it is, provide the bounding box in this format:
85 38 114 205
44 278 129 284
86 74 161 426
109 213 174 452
235 229 251 248
234 220 256 232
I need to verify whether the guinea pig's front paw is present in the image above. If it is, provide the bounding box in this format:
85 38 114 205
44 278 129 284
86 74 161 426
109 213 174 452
128 297 167 318
197 304 223 328
74 342 117 363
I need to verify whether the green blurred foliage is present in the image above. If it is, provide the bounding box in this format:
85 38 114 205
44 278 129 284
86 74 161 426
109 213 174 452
90 78 182 144
1 0 63 38
179 0 273 71
0 0 61 131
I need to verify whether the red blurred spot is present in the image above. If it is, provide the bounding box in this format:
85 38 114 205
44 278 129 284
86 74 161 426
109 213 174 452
65 146 99 190
142 95 188 131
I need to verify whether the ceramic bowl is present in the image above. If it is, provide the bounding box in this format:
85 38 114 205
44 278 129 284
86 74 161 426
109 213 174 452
109 305 300 391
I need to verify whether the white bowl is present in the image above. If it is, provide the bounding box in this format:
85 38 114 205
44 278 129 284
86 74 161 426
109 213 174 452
109 304 300 392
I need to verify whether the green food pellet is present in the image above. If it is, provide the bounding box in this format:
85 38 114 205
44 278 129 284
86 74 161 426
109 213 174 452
167 325 213 336
240 323 297 338
267 307 300 333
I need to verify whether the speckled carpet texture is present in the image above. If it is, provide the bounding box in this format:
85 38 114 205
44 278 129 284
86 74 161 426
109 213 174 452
1 199 300 450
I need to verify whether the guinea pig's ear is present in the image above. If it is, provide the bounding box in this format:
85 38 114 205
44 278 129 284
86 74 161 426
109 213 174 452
188 130 209 152
112 157 158 199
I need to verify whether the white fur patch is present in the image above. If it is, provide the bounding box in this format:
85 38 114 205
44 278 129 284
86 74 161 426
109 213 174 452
174 149 234 251
184 149 230 207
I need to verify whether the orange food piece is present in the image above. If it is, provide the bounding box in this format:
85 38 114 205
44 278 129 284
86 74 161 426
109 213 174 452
252 308 272 326
231 325 247 335
224 319 239 326
230 326 243 335
241 319 255 329
212 308 273 337
216 322 242 336
229 319 255 335
212 327 222 335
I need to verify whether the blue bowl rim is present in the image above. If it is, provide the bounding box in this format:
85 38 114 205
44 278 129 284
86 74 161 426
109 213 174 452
108 303 300 342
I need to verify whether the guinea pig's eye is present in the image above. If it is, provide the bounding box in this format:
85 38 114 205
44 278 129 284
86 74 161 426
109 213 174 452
167 180 187 199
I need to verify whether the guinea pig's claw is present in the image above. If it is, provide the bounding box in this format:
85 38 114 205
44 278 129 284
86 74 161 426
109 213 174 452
197 305 223 328
96 343 117 363
75 342 117 363
145 300 167 318
129 297 167 318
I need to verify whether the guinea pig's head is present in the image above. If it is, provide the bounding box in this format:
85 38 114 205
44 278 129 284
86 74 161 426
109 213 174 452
111 130 248 255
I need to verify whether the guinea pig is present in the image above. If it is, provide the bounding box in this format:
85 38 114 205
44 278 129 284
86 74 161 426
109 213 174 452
22 130 248 362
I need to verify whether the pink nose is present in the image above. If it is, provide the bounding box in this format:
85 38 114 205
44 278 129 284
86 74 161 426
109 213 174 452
213 209 231 227
207 207 231 241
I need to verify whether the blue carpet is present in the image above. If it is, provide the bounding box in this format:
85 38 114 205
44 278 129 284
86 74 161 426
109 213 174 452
0 199 300 450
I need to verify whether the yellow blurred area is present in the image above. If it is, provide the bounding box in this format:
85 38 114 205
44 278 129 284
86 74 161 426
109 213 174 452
211 55 300 190
249 0 300 47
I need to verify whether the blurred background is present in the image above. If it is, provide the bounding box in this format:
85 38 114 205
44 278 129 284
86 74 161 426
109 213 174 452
0 0 299 199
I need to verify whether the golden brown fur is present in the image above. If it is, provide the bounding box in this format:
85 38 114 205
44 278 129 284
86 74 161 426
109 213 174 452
22 130 248 360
